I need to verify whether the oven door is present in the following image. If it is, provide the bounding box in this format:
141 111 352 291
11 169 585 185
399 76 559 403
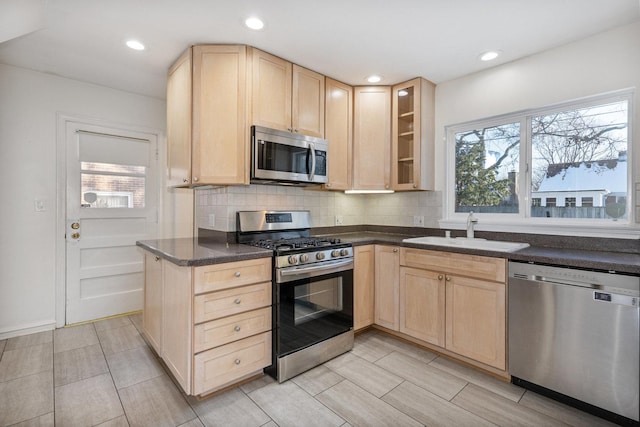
276 265 353 357
252 126 328 184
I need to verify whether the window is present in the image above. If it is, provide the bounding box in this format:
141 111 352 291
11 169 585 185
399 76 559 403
81 162 146 208
454 123 520 214
447 91 631 226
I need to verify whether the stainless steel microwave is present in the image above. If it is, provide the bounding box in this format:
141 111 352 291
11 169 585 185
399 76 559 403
251 126 328 185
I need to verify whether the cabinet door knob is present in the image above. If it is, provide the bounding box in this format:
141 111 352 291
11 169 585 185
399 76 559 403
438 274 443 281
234 325 241 332
234 272 241 278
234 298 241 305
445 276 451 282
392 248 398 253
182 178 189 183
234 359 241 365
193 177 199 182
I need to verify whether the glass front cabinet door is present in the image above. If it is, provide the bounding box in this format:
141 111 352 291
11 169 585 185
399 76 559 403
391 78 436 191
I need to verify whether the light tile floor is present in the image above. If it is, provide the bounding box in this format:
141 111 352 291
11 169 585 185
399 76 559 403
0 315 618 427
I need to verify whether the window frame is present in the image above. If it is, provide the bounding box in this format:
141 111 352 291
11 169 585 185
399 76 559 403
442 90 637 237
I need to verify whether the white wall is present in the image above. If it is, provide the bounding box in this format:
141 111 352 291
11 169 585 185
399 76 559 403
434 20 640 222
0 63 170 337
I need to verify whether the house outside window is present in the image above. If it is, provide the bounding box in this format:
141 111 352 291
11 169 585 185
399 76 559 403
446 91 632 231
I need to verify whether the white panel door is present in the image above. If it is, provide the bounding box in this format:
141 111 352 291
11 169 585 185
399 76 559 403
65 122 157 324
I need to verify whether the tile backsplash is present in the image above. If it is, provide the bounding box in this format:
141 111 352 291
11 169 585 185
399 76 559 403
195 185 442 232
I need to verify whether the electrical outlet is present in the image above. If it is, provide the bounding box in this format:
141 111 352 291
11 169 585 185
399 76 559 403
208 214 216 228
413 215 424 226
335 215 344 226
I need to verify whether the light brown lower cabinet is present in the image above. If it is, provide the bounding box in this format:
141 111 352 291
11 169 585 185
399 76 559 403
372 247 507 373
445 274 506 370
142 252 273 396
399 266 445 346
353 245 375 330
374 245 400 331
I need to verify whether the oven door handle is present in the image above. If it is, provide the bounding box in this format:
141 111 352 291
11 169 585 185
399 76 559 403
277 258 353 283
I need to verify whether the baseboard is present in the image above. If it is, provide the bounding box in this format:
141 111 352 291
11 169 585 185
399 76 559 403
0 320 56 340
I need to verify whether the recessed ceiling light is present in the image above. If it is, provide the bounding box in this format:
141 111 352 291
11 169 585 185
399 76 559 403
366 75 382 83
479 50 500 61
245 17 265 30
126 40 145 51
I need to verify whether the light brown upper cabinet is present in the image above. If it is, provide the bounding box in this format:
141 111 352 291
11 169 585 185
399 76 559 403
250 48 325 138
324 78 353 190
167 45 249 187
392 78 435 191
353 86 392 190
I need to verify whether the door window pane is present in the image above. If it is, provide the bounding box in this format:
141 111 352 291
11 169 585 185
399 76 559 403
81 162 146 208
454 123 520 213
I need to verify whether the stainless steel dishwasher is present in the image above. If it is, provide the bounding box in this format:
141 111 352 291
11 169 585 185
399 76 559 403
508 261 639 425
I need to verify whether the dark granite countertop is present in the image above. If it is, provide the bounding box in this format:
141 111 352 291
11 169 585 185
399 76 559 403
139 231 640 275
137 238 272 267
322 231 640 275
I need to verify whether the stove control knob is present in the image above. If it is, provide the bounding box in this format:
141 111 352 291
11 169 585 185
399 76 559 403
340 249 349 256
288 255 298 265
331 250 341 258
300 254 309 263
316 252 326 261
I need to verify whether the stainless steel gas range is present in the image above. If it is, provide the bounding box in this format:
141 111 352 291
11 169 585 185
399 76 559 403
237 210 354 382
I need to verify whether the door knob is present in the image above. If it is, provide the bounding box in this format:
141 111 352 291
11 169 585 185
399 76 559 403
71 232 80 239
71 222 80 230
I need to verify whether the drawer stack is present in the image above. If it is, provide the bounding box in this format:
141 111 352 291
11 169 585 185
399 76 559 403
192 258 273 395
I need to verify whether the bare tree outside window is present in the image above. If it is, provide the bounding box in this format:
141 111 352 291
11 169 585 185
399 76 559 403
451 96 629 221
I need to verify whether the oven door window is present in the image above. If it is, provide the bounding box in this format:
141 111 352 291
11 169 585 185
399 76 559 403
277 271 353 356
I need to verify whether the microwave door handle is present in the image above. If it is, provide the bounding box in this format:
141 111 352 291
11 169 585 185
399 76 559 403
308 142 316 181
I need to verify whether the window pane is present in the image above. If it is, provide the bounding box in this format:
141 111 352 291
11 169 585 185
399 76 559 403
455 123 520 213
81 162 145 175
81 173 145 208
531 100 628 219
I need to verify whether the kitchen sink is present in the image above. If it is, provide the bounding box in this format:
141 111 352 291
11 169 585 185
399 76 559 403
402 236 530 252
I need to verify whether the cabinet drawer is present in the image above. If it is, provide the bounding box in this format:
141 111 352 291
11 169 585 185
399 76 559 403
194 307 272 353
194 258 272 295
400 248 505 283
194 282 271 324
193 331 272 395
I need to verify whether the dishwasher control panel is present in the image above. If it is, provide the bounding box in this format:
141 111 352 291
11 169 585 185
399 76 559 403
509 261 639 297
594 291 639 307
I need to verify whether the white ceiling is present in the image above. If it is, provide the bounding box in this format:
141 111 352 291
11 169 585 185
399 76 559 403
1 0 639 99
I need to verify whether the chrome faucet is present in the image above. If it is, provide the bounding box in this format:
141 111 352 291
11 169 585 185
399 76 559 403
466 211 478 238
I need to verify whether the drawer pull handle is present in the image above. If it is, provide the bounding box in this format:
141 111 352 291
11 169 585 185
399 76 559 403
234 359 241 365
234 272 241 277
234 325 241 332
234 298 241 305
